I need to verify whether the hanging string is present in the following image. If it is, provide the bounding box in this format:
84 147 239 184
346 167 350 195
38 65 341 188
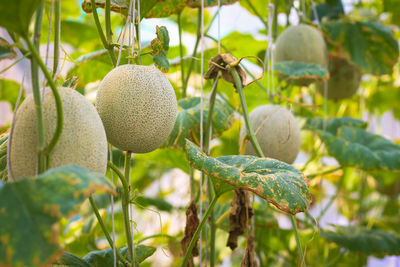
130 0 136 61
217 0 221 54
311 0 327 131
107 144 117 267
137 0 141 55
116 0 134 66
7 62 28 181
199 0 205 265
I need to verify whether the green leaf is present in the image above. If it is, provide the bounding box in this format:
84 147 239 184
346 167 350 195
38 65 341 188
310 0 344 22
383 0 400 26
0 78 25 109
323 20 399 75
274 61 329 82
187 0 239 8
0 165 115 267
84 245 156 266
318 126 400 171
0 0 42 35
0 133 7 182
164 97 235 150
135 196 173 212
53 251 92 267
0 37 17 61
144 0 187 18
60 21 102 51
185 140 311 214
322 226 400 256
303 117 367 135
134 148 190 173
151 26 170 72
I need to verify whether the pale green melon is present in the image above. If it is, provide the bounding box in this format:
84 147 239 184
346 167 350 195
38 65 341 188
96 64 177 153
239 104 301 164
9 87 108 180
275 24 327 86
317 57 361 100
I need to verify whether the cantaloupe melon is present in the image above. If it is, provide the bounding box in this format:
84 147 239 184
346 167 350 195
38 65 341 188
274 24 327 86
317 57 361 100
239 104 301 164
8 87 108 180
96 64 177 153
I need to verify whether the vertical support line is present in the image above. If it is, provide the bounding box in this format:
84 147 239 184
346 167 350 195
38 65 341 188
131 0 136 61
108 144 117 267
53 0 60 78
42 0 54 102
116 0 133 67
217 0 221 54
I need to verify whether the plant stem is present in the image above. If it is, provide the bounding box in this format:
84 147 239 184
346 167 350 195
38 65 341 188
90 0 117 66
123 151 134 263
31 2 46 174
181 196 218 267
357 171 367 225
137 234 176 244
177 10 185 97
290 215 305 266
231 67 264 157
231 64 305 266
317 174 345 221
25 37 64 158
89 195 130 265
306 166 342 179
107 161 130 190
53 0 60 78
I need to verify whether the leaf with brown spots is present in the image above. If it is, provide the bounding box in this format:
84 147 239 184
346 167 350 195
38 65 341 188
163 97 235 150
0 165 116 267
180 200 200 267
185 140 311 214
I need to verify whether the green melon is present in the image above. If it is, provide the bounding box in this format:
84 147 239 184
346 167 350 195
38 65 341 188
8 87 108 180
96 64 177 153
317 57 361 100
239 104 301 164
274 24 327 86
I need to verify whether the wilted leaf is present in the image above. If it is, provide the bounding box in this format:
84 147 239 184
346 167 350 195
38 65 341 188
323 20 399 75
0 133 7 181
151 26 170 72
0 0 42 35
274 61 329 82
164 97 235 150
185 140 311 214
322 226 400 256
187 0 239 8
0 37 17 61
0 165 115 267
144 0 187 18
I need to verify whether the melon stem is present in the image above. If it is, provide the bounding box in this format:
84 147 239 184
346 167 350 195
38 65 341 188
123 151 135 263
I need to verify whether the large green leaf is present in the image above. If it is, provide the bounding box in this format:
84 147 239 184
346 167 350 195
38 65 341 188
0 133 7 181
322 226 400 256
185 140 311 214
53 251 91 267
164 97 235 150
0 78 25 109
0 0 42 35
303 117 367 135
310 0 344 22
274 61 329 82
0 165 115 267
60 21 102 51
383 0 400 26
0 37 17 61
323 20 399 75
134 148 189 173
84 245 156 266
319 126 400 171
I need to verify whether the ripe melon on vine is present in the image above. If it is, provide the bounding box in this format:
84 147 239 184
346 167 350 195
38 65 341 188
96 64 177 153
8 87 108 180
239 104 301 164
274 24 327 86
317 56 361 100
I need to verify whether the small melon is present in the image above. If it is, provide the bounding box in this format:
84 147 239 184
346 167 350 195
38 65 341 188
317 57 361 100
239 104 301 164
274 24 327 86
96 64 177 153
9 87 108 180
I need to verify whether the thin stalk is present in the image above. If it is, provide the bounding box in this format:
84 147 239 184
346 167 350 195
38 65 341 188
25 38 64 158
0 52 30 75
105 0 112 44
123 151 134 263
231 67 264 157
290 216 305 266
137 234 176 244
107 161 130 190
177 10 185 97
245 0 268 29
231 65 305 266
31 2 46 174
89 195 130 265
273 0 278 41
134 10 141 65
53 0 60 77
181 196 218 267
90 0 117 66
306 166 342 179
357 172 367 225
